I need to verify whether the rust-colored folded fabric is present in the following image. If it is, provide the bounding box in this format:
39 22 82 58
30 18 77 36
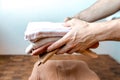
29 60 100 80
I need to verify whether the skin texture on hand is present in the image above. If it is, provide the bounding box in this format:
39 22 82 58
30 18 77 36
47 19 99 54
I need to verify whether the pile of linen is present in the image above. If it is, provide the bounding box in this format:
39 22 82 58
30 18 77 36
24 22 71 55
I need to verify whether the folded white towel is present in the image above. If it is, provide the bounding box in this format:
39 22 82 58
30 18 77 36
24 22 71 41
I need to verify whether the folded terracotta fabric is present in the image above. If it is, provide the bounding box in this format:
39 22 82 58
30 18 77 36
29 60 100 80
24 22 71 54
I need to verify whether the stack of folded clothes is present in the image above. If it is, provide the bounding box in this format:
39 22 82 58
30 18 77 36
24 22 71 55
25 22 100 80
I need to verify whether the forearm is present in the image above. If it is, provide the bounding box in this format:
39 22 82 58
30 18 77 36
74 0 120 22
91 19 120 41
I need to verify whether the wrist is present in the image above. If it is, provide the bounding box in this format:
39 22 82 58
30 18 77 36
89 20 120 41
89 22 109 41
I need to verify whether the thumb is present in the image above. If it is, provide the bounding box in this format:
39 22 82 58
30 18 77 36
64 17 72 22
47 36 68 52
63 19 75 27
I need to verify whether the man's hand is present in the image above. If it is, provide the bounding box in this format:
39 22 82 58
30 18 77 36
47 19 99 54
31 42 53 56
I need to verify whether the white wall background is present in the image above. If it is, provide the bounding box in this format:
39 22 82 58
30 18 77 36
0 0 120 63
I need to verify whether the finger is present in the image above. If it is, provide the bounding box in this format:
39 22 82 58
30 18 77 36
77 49 98 58
64 17 72 22
47 36 69 52
63 23 71 27
57 42 76 54
90 42 99 48
63 19 76 27
68 44 83 54
32 42 53 56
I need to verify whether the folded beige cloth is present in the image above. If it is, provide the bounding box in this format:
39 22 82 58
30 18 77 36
29 60 100 80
